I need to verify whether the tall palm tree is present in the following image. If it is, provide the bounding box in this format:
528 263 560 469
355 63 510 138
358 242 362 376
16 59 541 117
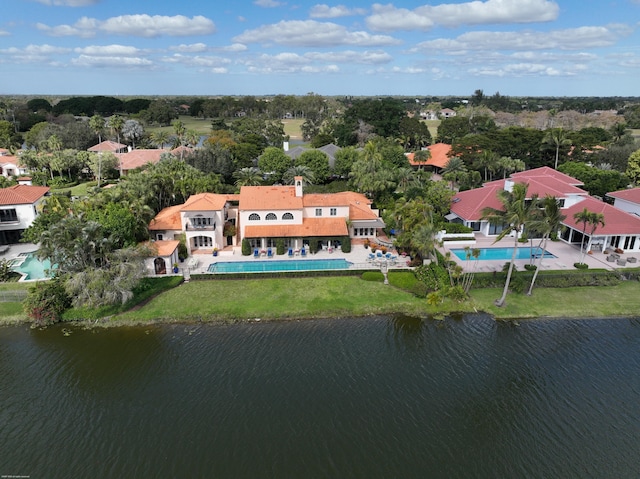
150 130 170 149
477 150 498 181
395 167 420 193
542 128 572 170
526 196 566 296
481 182 536 307
573 208 605 265
233 167 263 188
442 156 467 190
283 165 316 185
89 115 105 144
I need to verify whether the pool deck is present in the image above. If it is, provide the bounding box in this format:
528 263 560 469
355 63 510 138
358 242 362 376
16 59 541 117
442 235 640 273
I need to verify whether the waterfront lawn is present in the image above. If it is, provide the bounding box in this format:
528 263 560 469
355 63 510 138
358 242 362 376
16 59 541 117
470 281 640 319
113 276 466 323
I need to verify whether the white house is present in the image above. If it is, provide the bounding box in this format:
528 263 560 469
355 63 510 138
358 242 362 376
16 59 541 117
0 184 50 244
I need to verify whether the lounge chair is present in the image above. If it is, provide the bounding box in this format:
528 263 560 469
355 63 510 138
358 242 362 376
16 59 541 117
301 248 307 256
376 251 382 258
368 253 375 261
628 257 637 263
253 249 259 258
617 258 627 266
267 249 273 258
288 248 293 257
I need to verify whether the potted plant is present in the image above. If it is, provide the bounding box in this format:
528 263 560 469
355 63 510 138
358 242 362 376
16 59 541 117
173 263 179 273
213 248 219 257
364 239 370 249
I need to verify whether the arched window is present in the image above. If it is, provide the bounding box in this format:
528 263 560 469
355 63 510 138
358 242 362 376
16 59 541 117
249 213 260 221
282 212 294 220
266 213 277 221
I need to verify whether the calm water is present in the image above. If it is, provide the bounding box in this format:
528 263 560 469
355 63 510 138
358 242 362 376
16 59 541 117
208 258 352 273
1 315 640 478
451 246 556 261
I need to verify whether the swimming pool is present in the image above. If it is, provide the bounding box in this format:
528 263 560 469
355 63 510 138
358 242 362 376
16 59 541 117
451 246 556 261
12 253 54 280
208 258 353 273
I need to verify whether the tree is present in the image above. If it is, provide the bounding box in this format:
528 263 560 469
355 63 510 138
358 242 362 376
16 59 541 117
348 142 395 200
296 150 330 183
283 165 315 185
526 196 565 295
122 119 144 148
89 115 105 144
573 208 605 265
541 128 572 169
481 183 536 307
625 148 640 185
442 156 467 190
108 115 125 144
258 147 291 183
150 130 170 149
233 167 263 188
333 147 360 179
0 120 22 150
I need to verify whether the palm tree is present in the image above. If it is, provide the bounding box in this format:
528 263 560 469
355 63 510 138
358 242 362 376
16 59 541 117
481 182 537 307
526 196 566 296
542 128 572 170
89 115 105 144
573 208 605 265
151 130 170 149
477 150 498 181
442 156 467 190
233 167 263 188
283 165 316 185
395 167 420 193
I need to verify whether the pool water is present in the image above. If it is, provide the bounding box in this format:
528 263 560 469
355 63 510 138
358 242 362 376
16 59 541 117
451 246 556 261
12 253 54 280
208 258 352 273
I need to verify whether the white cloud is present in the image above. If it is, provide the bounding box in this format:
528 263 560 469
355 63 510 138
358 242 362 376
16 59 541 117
233 20 401 47
0 30 10 36
242 52 341 73
416 26 619 53
309 4 367 18
304 50 392 64
74 44 142 56
33 0 100 5
469 63 569 77
170 43 209 53
38 14 216 38
71 54 154 67
253 0 284 7
220 43 248 52
0 44 71 63
367 0 559 32
161 54 231 68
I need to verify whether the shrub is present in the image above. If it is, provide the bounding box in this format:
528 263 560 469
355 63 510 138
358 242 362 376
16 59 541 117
441 223 473 234
574 262 589 269
276 238 285 255
362 271 384 282
445 285 467 302
24 277 71 326
241 238 251 256
415 263 449 292
524 264 537 271
341 236 351 253
426 291 443 305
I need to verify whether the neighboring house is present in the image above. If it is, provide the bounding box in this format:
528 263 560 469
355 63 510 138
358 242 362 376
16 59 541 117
607 188 640 216
318 143 341 170
117 149 166 175
420 109 457 120
446 166 640 253
440 108 457 119
149 177 384 256
88 140 128 154
407 143 453 172
0 184 50 244
0 149 29 178
144 240 180 275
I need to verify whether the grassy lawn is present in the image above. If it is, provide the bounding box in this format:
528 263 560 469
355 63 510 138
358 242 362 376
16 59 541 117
282 119 304 140
146 115 214 135
52 181 97 198
469 281 640 319
424 119 440 140
112 276 470 323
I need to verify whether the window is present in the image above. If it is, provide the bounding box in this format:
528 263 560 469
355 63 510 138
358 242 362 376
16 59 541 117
157 234 164 241
248 213 260 221
0 209 17 223
191 216 212 228
315 208 322 216
282 212 294 220
193 236 213 248
470 222 481 232
266 213 277 221
330 208 337 216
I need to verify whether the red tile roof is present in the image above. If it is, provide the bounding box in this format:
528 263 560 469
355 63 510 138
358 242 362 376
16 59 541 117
181 193 229 212
450 184 504 221
144 240 179 257
483 176 588 198
149 205 182 231
408 143 452 168
511 166 584 186
563 196 640 235
0 185 49 206
349 201 379 220
607 187 640 205
303 191 371 208
88 140 127 153
240 185 302 210
118 149 165 172
244 217 348 238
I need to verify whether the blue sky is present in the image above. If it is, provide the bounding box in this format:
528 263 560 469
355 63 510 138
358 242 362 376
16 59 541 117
1 0 639 97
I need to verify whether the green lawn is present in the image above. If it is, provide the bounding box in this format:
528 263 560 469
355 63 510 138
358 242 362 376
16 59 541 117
424 119 441 140
52 181 97 198
146 116 215 135
282 118 304 140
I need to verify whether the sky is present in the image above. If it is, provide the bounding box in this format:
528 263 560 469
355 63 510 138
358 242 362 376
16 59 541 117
1 0 639 97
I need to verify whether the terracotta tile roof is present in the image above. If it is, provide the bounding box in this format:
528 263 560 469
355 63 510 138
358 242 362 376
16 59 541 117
88 140 127 153
349 201 379 220
607 187 640 205
303 191 371 208
240 185 302 210
171 145 194 156
244 217 348 238
563 196 640 235
149 205 182 231
511 166 584 186
118 149 165 172
450 184 504 221
408 143 452 168
145 240 179 257
0 185 49 206
482 176 588 198
181 193 229 211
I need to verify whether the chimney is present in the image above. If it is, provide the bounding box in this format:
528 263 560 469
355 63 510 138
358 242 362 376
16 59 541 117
283 141 289 152
294 176 303 197
504 178 514 192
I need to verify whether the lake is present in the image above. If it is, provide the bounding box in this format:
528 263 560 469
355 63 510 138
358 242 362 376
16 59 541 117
1 315 640 478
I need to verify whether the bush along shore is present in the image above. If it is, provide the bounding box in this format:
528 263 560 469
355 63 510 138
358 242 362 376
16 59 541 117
3 266 640 327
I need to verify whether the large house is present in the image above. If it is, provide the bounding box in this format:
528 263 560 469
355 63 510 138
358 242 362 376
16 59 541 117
447 166 640 254
0 184 50 244
0 149 29 179
407 143 453 172
149 177 384 259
